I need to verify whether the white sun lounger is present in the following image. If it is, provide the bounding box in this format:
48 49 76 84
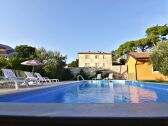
24 72 43 84
35 73 59 83
1 69 37 89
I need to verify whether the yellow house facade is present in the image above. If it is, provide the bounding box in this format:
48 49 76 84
78 52 112 70
126 52 168 81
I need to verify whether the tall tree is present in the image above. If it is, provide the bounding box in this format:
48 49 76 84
111 50 118 60
15 45 36 59
43 56 66 79
146 24 168 46
35 47 50 62
68 59 78 67
36 49 67 79
116 24 168 56
8 57 32 71
146 24 168 38
7 45 36 71
135 38 153 52
117 41 136 56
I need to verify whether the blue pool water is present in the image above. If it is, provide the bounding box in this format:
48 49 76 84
0 80 168 103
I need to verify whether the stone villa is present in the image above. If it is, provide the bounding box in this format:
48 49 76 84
78 51 112 70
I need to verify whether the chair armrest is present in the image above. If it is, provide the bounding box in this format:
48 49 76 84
25 77 38 83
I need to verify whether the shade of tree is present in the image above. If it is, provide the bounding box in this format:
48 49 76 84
150 41 168 76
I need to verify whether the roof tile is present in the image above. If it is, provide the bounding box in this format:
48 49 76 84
129 52 150 59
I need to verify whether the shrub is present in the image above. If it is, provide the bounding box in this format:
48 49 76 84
61 69 74 80
68 59 78 67
119 58 126 65
95 70 102 75
150 41 168 76
43 58 65 79
0 57 9 69
112 62 122 65
76 69 89 80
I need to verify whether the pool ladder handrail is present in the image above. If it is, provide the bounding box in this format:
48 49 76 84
77 75 84 81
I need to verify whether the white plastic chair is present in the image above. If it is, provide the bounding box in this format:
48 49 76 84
108 73 113 80
92 74 102 80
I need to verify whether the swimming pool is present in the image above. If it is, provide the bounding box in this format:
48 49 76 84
0 80 168 103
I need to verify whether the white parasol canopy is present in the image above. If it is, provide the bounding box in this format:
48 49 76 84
21 59 43 73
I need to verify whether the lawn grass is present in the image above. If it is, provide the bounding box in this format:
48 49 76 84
142 80 168 84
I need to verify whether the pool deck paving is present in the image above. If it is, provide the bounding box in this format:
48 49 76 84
0 103 168 118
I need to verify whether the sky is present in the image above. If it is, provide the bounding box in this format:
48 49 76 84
0 0 168 63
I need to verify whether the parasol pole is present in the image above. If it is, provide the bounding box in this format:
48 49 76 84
32 66 35 73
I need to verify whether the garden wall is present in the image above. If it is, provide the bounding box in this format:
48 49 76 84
70 65 128 79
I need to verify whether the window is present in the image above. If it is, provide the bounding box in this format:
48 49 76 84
95 55 99 59
95 63 99 67
85 63 90 67
85 55 89 59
